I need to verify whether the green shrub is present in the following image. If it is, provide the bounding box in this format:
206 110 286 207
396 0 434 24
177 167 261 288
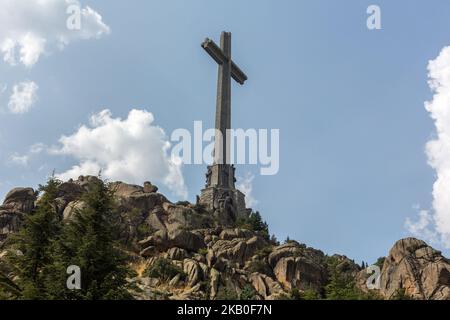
290 288 302 300
136 223 151 238
289 288 321 300
301 289 321 300
199 280 211 299
193 203 208 214
239 284 257 300
144 258 186 282
284 236 299 245
374 257 386 268
247 260 268 274
236 211 270 241
391 288 413 300
270 234 279 246
216 286 238 300
325 256 365 300
255 246 273 258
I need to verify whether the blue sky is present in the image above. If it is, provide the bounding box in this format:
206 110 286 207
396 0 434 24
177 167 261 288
1 0 450 263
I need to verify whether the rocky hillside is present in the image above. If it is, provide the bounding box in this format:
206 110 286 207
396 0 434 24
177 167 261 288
1 176 449 300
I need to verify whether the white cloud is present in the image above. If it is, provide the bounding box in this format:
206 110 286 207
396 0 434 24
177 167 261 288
8 81 39 114
1 38 16 65
237 173 258 208
18 33 47 67
30 142 45 154
8 153 29 166
51 109 188 199
405 209 438 244
0 0 110 68
408 46 450 248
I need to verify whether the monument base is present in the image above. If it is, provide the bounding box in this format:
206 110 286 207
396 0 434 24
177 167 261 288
199 186 249 220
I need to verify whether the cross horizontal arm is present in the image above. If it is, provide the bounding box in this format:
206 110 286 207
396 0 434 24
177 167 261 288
231 61 247 85
202 38 248 85
202 38 227 65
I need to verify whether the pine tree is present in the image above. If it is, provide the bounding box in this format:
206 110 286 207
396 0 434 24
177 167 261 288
270 234 279 246
7 177 62 299
247 211 270 240
46 178 134 300
325 257 361 300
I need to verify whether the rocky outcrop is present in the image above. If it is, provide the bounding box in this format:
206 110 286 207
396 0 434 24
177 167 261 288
169 229 206 252
130 232 331 300
212 234 267 268
376 238 450 300
0 188 37 242
2 188 36 213
268 242 327 292
62 200 85 220
1 177 449 300
183 259 205 287
249 273 284 299
135 234 450 301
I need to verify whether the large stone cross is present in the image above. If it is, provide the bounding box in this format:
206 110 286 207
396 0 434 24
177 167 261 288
202 32 247 166
199 32 249 219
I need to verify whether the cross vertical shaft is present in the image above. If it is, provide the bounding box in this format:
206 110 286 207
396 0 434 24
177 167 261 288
215 32 232 165
201 31 247 189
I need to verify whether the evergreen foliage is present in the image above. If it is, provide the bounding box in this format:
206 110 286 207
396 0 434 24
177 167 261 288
144 258 186 282
239 284 257 300
324 256 380 300
236 211 270 240
0 177 135 300
8 177 61 299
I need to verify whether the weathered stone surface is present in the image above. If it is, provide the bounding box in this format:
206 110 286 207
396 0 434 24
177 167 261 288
268 242 326 292
168 229 206 252
143 181 158 193
110 182 143 197
219 228 253 240
378 238 450 300
165 205 214 232
138 232 167 253
62 200 85 220
0 211 23 241
212 235 267 267
146 207 167 232
210 268 221 299
249 272 284 299
168 273 182 287
120 192 167 214
165 247 189 261
2 187 36 213
140 246 157 258
206 248 216 267
183 259 204 287
56 182 83 202
0 187 37 241
138 236 154 249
